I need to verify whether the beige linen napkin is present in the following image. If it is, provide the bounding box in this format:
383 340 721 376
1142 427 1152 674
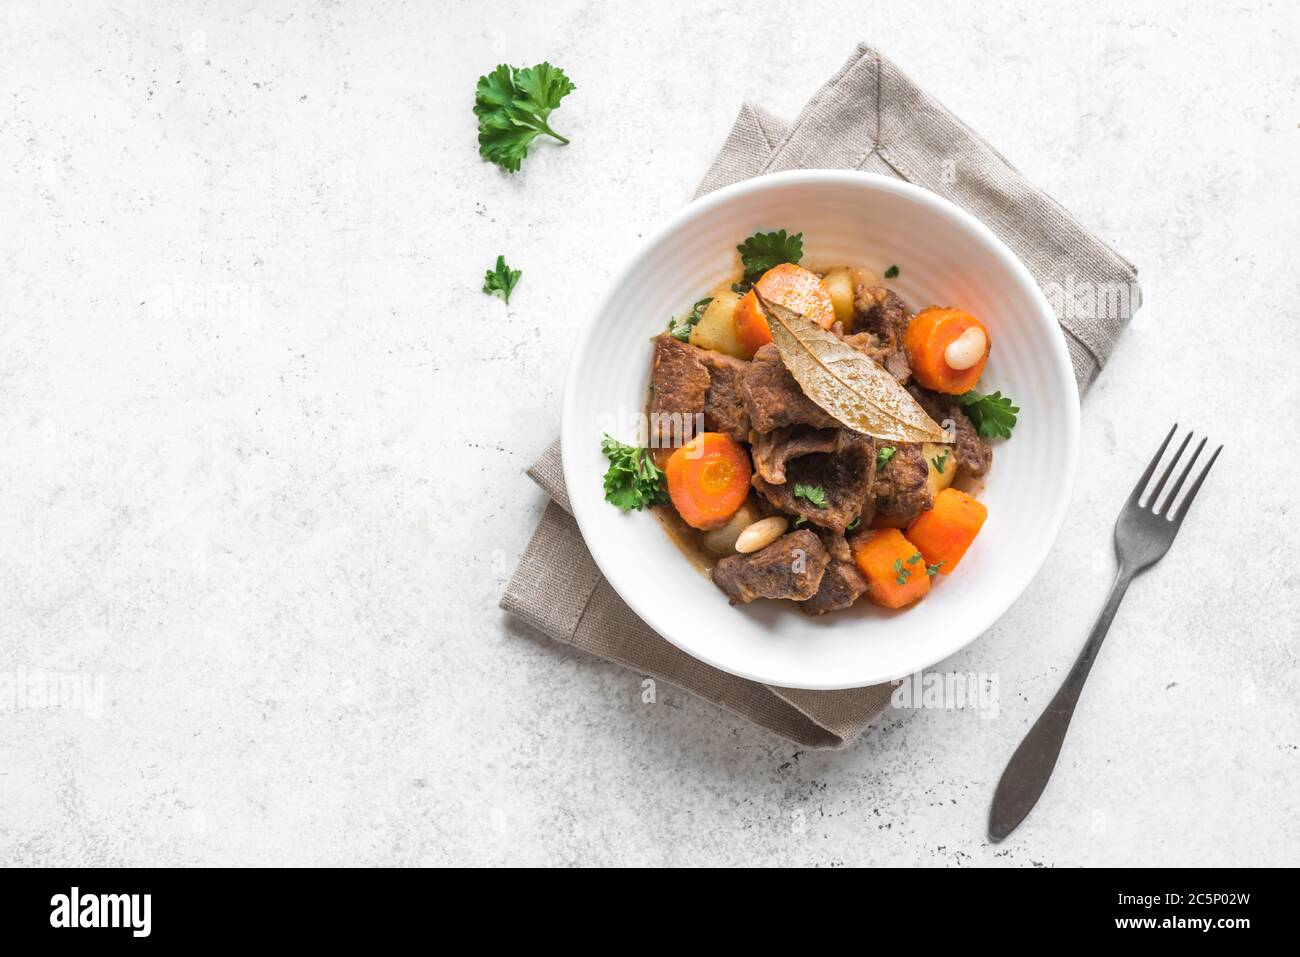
500 44 1140 748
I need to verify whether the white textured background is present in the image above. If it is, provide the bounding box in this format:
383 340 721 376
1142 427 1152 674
1 0 1297 867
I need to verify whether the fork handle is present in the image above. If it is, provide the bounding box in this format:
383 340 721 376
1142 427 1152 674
988 567 1134 842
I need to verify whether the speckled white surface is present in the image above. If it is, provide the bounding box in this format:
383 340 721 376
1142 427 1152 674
1 0 1297 867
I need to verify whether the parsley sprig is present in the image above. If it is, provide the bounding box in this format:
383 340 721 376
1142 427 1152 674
793 483 828 509
876 446 897 470
736 229 803 287
474 62 575 173
956 390 1020 439
601 435 668 511
931 451 950 474
482 255 522 304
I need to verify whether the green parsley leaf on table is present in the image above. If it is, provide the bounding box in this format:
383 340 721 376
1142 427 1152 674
737 229 803 284
474 62 575 173
956 389 1020 439
600 435 668 511
482 255 521 304
793 483 828 509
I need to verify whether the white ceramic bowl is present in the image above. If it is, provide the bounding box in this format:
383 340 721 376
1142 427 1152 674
561 170 1078 690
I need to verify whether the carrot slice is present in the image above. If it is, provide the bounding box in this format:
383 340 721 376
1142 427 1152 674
906 487 988 573
666 432 753 530
850 528 931 609
903 307 990 394
732 263 836 358
733 291 772 356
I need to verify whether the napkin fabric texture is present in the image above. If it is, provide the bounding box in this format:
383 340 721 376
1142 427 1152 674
500 44 1140 749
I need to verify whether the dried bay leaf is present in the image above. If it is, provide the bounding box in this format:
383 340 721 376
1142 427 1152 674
756 291 948 444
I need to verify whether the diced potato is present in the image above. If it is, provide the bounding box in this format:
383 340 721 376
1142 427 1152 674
822 266 888 331
922 442 956 497
699 502 759 556
689 290 746 358
820 268 855 326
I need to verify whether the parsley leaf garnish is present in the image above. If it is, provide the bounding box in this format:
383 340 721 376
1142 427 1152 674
600 435 667 511
793 515 808 528
845 516 861 532
884 264 900 279
793 483 828 509
876 446 897 470
931 451 949 474
956 390 1020 439
482 255 522 304
474 62 575 173
893 558 912 586
668 297 713 343
907 552 922 565
737 229 803 284
926 561 945 576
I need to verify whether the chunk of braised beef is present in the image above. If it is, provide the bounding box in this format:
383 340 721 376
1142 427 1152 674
800 561 868 615
750 425 841 485
741 343 839 433
951 415 993 477
844 285 912 384
712 529 829 604
815 527 853 564
842 330 910 384
752 431 876 533
650 335 708 448
696 349 751 443
907 385 993 478
873 442 933 523
852 285 910 350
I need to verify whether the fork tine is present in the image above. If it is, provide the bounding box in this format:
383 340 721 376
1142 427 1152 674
1147 431 1192 509
1159 436 1206 514
1172 444 1223 524
1128 424 1177 505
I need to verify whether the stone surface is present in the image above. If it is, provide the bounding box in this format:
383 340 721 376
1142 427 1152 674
1 1 1296 867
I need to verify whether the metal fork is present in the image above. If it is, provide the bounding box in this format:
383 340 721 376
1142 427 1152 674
988 424 1222 842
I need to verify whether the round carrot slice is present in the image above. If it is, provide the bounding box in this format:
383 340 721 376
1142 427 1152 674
732 263 836 358
666 432 752 530
903 307 990 394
